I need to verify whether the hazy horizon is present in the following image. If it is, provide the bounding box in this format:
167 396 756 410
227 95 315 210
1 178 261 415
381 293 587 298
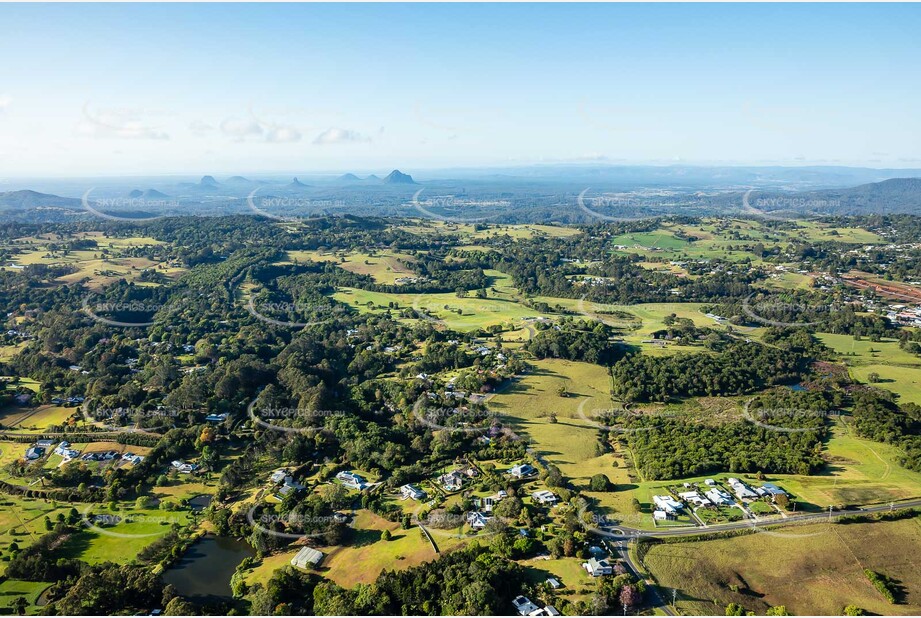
1 3 920 176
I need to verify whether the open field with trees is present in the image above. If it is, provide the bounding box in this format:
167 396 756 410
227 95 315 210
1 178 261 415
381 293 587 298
642 515 921 615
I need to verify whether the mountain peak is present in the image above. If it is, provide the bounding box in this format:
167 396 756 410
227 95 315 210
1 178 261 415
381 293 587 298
383 170 417 185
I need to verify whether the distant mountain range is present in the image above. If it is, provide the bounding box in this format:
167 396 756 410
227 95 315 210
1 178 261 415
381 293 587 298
2 171 921 223
0 190 81 210
336 171 414 184
740 178 921 216
128 189 170 199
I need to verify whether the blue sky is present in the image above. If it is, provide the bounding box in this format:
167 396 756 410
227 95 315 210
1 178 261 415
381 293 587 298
1 3 919 176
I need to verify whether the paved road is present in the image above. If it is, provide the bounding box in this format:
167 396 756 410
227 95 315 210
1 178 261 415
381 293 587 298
608 539 676 616
599 498 921 615
604 498 921 540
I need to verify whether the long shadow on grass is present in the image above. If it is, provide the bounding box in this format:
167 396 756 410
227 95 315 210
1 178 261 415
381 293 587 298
349 527 383 548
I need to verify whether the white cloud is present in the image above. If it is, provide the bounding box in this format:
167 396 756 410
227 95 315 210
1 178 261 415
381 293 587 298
218 115 302 143
78 103 169 140
220 117 263 140
189 119 215 136
0 94 11 112
265 125 302 143
313 128 370 145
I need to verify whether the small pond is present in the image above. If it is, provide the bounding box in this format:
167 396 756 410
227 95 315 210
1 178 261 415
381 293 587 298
162 535 254 600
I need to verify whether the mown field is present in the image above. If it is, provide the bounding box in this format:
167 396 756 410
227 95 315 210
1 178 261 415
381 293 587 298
487 359 620 490
643 515 921 615
819 333 921 405
282 249 419 285
3 234 184 290
0 578 50 615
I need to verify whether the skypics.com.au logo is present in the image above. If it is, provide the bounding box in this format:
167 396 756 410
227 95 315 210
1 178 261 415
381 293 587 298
247 398 349 434
411 189 506 223
81 508 183 539
81 189 175 222
413 402 499 435
742 293 834 328
81 295 190 328
576 189 656 223
742 189 841 221
245 297 349 329
247 188 342 221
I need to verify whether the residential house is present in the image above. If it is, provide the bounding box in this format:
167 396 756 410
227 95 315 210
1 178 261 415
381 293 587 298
678 491 712 508
705 487 733 506
582 557 614 577
758 483 787 501
512 596 541 616
727 478 757 500
467 511 490 530
400 484 427 500
336 470 367 490
532 490 558 506
508 463 537 478
439 470 464 492
652 495 683 514
170 460 199 474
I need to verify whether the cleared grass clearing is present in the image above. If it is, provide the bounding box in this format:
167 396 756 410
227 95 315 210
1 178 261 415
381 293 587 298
643 516 921 615
792 221 884 244
519 556 596 603
0 405 77 432
0 495 73 574
397 221 580 240
284 249 419 285
818 333 921 404
333 287 554 331
487 359 618 488
0 343 28 362
0 578 50 615
851 364 921 405
312 510 466 588
54 506 192 564
2 377 40 393
770 418 921 508
4 237 184 291
765 270 815 291
818 334 921 368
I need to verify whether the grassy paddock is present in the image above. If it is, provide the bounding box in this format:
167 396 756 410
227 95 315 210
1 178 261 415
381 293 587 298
643 516 921 615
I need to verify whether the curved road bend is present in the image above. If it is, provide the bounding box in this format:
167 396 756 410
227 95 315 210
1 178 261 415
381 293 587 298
601 498 921 615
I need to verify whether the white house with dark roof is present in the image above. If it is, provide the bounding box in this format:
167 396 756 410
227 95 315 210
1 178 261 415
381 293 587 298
509 463 537 478
582 557 613 577
336 470 367 490
512 596 540 616
652 495 683 514
400 484 427 500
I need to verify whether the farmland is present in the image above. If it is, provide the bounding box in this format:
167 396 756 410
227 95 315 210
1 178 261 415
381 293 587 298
642 516 921 615
1 214 920 615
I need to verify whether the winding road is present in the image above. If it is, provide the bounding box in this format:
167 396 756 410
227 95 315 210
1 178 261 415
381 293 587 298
597 498 921 615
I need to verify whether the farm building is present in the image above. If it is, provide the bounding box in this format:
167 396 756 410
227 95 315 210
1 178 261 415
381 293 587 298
290 546 324 569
